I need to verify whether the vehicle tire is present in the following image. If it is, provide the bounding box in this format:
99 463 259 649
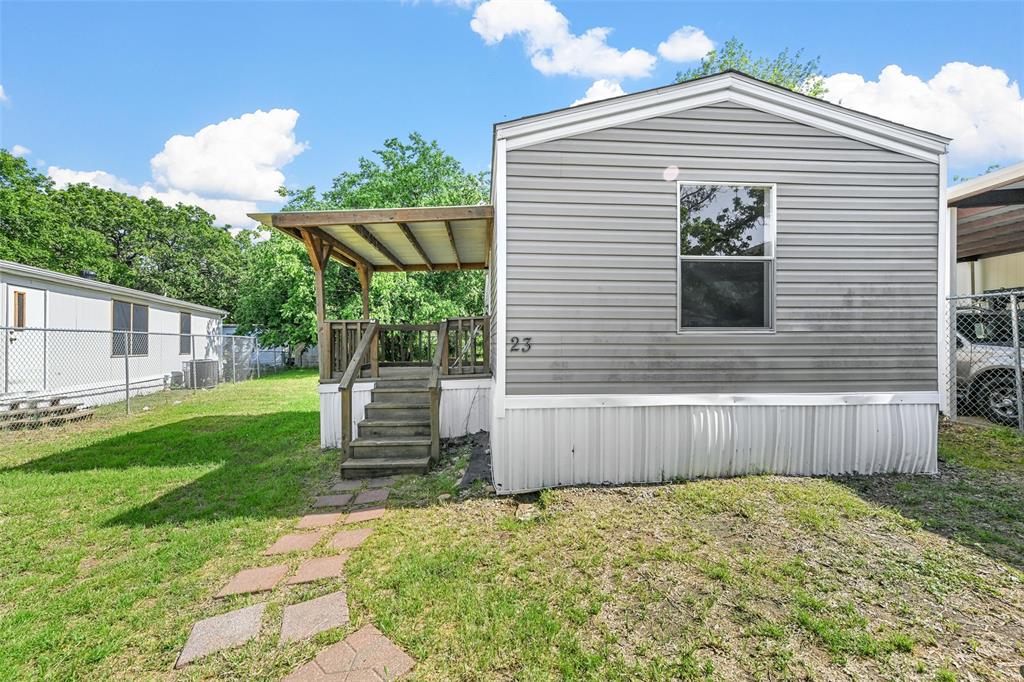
979 373 1020 426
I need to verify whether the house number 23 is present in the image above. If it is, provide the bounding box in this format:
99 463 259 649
509 336 532 352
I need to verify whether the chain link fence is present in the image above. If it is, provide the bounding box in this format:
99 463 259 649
0 327 294 428
946 290 1024 432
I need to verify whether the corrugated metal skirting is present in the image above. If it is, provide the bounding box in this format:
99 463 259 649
492 402 938 494
439 379 491 438
318 382 373 449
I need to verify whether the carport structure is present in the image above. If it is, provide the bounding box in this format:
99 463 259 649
948 161 1024 289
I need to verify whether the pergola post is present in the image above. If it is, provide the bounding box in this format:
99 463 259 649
302 230 333 382
357 263 377 376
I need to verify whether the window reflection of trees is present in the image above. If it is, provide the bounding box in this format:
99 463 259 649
679 185 766 256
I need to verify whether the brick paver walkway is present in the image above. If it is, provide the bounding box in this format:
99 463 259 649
280 590 349 644
175 603 266 668
216 564 289 597
282 624 415 682
287 555 348 585
264 529 328 556
175 476 409 676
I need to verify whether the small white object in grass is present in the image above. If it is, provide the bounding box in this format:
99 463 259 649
438 494 452 503
142 406 151 411
173 400 182 405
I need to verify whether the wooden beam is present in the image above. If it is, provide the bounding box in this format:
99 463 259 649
351 224 403 270
301 231 331 382
397 222 433 270
306 226 373 269
373 261 486 273
356 264 374 319
443 220 461 268
484 220 493 268
950 188 1024 209
271 204 493 229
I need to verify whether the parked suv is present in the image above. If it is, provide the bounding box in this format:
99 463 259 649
955 308 1023 426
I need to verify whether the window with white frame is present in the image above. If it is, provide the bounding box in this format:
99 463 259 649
677 182 775 331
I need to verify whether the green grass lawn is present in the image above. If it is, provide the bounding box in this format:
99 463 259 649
1 371 1022 680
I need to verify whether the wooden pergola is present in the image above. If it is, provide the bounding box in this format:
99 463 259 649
250 205 493 387
249 204 493 320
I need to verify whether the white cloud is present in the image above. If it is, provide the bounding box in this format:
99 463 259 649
45 108 307 228
822 63 1024 165
11 144 31 157
47 167 140 194
48 165 260 229
150 108 307 201
0 84 7 104
657 26 713 63
470 0 656 79
572 79 625 106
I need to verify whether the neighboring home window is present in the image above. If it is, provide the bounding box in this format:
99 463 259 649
677 182 775 331
179 312 191 355
112 300 149 356
13 291 26 328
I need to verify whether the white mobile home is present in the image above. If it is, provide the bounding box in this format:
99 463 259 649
1 260 226 406
251 71 952 492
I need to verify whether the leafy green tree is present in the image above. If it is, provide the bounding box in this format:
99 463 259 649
0 149 246 313
0 151 113 277
277 133 489 326
676 38 826 97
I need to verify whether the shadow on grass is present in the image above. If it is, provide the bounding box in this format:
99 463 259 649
8 411 334 527
840 424 1024 571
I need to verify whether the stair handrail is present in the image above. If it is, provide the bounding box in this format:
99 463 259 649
340 321 379 458
427 320 448 464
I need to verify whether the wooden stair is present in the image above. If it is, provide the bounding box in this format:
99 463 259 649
341 367 434 479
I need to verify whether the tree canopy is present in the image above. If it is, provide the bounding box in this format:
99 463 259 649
2 134 490 350
249 132 489 336
1 150 246 311
676 38 826 97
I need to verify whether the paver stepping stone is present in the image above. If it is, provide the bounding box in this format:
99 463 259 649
174 603 266 669
279 590 350 644
216 564 289 597
353 488 389 506
345 506 386 525
282 624 414 681
295 512 344 529
264 529 328 556
366 476 395 488
329 528 373 550
313 493 353 509
287 555 348 585
330 480 363 492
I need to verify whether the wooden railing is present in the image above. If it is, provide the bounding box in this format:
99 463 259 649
323 319 376 381
323 316 491 382
443 316 490 376
339 321 379 456
376 324 438 367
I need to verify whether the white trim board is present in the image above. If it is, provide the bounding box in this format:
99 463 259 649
503 392 940 409
495 72 948 162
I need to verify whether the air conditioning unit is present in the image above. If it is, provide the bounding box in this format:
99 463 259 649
183 359 219 389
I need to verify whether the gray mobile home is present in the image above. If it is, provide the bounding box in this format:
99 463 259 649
253 71 952 493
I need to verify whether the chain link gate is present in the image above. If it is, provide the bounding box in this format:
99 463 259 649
946 290 1024 431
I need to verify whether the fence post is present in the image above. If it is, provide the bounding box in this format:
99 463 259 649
1011 294 1023 433
947 298 958 421
191 335 197 392
230 336 236 383
255 337 261 379
3 327 8 394
124 330 130 414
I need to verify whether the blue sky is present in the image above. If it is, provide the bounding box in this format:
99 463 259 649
2 0 1022 227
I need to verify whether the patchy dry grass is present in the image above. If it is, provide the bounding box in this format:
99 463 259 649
3 371 1022 680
